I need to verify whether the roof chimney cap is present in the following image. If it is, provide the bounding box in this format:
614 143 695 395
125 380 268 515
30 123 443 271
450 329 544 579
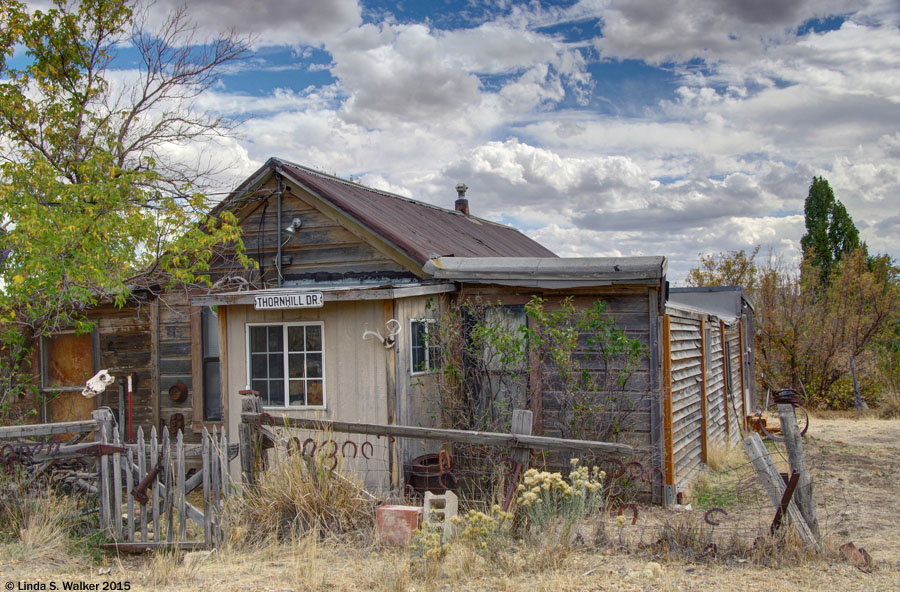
454 183 470 216
455 183 468 198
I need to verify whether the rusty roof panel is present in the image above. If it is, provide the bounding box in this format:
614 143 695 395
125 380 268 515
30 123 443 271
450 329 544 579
277 161 557 265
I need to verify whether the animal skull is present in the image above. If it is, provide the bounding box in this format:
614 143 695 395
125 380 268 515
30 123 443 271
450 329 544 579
82 369 115 398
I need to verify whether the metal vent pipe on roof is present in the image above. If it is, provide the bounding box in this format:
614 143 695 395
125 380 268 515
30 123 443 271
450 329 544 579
454 183 469 216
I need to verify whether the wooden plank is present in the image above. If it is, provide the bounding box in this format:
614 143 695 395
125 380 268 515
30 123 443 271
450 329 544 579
151 426 160 541
164 428 174 544
510 409 533 468
742 433 818 549
210 426 220 540
112 430 123 539
699 317 709 464
777 404 820 539
190 306 203 433
241 412 635 455
98 425 110 531
102 541 208 553
738 319 748 428
720 322 730 440
202 427 211 547
662 315 675 502
126 445 134 542
176 430 186 541
0 420 98 440
138 427 147 542
150 299 160 436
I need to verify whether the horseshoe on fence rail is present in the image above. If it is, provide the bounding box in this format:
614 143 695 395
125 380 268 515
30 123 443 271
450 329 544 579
360 441 374 460
342 440 358 459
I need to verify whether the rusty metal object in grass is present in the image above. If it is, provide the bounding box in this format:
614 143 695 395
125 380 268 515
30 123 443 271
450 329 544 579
704 507 728 526
616 503 639 524
500 456 523 512
770 469 800 534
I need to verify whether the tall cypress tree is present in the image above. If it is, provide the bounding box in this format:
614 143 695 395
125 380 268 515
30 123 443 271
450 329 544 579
800 176 863 283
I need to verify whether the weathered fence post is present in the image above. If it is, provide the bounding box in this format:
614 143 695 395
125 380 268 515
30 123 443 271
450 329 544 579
239 391 262 486
742 432 818 549
510 409 533 468
777 403 820 540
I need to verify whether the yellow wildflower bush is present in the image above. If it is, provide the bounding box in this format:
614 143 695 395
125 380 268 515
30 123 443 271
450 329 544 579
516 458 606 546
452 505 513 560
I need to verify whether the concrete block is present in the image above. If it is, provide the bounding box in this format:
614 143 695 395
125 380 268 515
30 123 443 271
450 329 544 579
375 505 422 546
424 490 458 542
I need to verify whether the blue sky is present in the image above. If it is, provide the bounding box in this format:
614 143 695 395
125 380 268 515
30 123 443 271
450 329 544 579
32 0 900 280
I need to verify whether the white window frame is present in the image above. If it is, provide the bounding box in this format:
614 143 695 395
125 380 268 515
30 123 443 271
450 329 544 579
245 322 326 409
410 318 439 376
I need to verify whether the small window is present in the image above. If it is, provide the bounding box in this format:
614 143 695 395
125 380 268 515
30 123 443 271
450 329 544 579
410 319 440 374
247 323 325 408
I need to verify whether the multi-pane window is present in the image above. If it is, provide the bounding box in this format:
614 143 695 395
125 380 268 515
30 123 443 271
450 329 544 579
410 319 440 374
248 323 324 407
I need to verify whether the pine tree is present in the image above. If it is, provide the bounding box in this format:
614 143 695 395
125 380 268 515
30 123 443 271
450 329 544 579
799 176 863 283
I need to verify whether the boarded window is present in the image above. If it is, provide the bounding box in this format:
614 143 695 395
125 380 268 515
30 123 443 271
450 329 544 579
42 333 96 428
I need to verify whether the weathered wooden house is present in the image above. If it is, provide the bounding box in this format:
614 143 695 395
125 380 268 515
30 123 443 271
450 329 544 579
35 158 755 504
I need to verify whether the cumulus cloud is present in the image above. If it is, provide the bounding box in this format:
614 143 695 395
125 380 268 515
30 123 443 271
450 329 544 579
145 0 362 46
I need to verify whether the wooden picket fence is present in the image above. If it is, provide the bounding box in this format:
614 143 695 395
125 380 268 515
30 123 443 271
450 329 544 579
98 424 232 550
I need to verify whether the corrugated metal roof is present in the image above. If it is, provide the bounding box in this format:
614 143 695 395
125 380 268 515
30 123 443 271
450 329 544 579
272 160 557 265
423 256 667 288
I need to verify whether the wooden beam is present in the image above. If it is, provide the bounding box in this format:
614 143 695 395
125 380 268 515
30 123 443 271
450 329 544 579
777 403 820 539
699 317 709 464
242 412 636 455
0 420 98 440
738 319 748 430
742 433 818 549
150 299 160 434
661 314 675 501
190 306 204 433
190 283 456 307
720 321 730 440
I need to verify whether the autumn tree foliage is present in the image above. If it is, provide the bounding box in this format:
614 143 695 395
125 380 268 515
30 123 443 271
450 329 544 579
0 0 251 410
686 178 899 408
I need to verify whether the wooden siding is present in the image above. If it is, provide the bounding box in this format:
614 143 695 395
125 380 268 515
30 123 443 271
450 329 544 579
667 309 703 491
724 323 744 444
213 180 413 286
156 292 198 442
223 300 392 491
706 325 727 446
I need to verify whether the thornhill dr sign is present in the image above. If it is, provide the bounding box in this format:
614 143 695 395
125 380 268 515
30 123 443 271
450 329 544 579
254 292 324 310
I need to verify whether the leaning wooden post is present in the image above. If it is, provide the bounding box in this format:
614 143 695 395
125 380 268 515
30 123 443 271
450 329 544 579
742 433 818 549
239 390 261 486
849 356 868 411
777 403 820 540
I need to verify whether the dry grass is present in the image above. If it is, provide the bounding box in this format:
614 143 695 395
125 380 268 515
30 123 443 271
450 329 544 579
706 441 745 472
876 392 900 418
225 445 375 546
0 470 81 568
